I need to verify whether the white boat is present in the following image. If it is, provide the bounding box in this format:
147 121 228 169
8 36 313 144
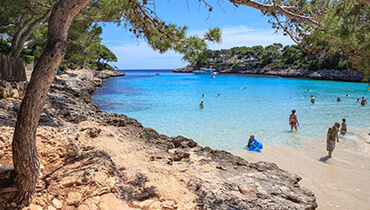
193 68 216 75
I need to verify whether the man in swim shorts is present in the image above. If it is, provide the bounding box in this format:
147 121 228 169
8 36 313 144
327 122 340 158
360 96 367 106
310 95 315 103
340 118 347 135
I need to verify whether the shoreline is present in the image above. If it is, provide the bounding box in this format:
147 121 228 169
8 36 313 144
0 69 318 209
173 67 366 83
233 127 370 210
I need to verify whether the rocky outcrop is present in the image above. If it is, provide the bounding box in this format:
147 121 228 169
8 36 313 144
240 68 365 82
172 67 193 73
0 79 28 99
0 69 317 209
173 66 366 82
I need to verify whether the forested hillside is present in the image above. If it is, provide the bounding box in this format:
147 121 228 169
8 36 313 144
193 43 352 71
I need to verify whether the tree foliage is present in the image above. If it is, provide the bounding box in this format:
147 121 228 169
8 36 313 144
194 43 351 71
198 0 369 75
0 0 221 70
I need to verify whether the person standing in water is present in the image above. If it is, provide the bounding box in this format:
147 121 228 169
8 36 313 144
360 96 367 106
327 122 340 158
337 97 341 102
310 95 315 104
289 110 299 131
340 118 347 135
199 101 204 108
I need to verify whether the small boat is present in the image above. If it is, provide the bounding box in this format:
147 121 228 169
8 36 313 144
193 68 216 75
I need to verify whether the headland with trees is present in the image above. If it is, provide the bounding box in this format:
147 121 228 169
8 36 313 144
174 43 366 82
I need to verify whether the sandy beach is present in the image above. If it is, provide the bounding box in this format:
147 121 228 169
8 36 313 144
234 128 370 209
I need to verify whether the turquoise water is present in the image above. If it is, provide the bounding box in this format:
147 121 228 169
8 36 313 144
92 70 370 151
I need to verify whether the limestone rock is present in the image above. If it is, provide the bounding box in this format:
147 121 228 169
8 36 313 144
11 89 19 99
52 198 63 209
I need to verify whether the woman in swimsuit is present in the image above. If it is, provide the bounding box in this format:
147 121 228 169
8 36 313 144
289 110 299 131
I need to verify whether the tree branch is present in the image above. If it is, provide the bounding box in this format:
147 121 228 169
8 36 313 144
28 0 52 8
272 15 303 48
230 0 319 26
0 24 16 30
14 9 52 58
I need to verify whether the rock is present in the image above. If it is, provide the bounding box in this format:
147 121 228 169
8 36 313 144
0 86 7 98
26 204 43 210
131 199 154 209
98 193 133 210
52 198 63 209
11 89 19 99
0 80 13 98
66 192 83 206
47 206 57 210
187 178 202 191
76 204 96 210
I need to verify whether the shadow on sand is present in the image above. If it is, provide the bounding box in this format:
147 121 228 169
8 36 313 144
318 156 329 163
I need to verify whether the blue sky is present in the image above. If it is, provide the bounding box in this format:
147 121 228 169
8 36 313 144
101 0 294 69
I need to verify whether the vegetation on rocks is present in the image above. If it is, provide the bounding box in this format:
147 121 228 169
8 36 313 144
193 43 354 71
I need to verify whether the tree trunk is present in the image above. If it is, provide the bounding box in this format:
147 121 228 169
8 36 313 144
9 0 91 207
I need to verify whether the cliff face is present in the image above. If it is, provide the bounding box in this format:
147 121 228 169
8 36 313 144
0 69 317 209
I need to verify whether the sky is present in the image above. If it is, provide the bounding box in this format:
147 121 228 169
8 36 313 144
101 0 295 69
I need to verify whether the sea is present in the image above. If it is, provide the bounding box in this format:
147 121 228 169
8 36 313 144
92 69 370 209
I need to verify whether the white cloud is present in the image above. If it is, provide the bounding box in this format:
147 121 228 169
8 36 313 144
106 42 187 69
105 25 295 69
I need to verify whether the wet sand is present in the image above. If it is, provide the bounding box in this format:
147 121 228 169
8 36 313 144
233 128 370 210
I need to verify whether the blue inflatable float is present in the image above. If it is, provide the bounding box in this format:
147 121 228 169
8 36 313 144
245 139 263 151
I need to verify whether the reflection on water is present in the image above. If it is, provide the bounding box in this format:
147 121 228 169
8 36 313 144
233 128 370 210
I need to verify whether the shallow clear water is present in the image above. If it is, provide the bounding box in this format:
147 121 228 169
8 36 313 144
92 70 370 150
92 70 370 209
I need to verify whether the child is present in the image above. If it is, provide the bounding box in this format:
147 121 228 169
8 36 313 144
247 135 256 149
340 118 347 135
247 135 263 151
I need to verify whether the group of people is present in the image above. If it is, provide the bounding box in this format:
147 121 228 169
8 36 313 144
199 92 366 157
289 109 348 158
310 94 367 105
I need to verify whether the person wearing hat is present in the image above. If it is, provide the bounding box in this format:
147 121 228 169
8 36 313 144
327 122 340 158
